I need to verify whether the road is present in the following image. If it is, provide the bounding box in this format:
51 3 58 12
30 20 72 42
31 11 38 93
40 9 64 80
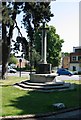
57 75 81 81
7 72 81 81
7 71 30 77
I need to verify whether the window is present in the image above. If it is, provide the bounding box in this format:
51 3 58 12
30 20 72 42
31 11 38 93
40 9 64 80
78 56 81 61
75 49 81 53
72 56 76 61
73 66 76 71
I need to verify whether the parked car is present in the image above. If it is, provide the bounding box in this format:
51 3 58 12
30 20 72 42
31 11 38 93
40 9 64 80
8 66 17 73
9 64 16 68
0 65 17 73
57 68 73 76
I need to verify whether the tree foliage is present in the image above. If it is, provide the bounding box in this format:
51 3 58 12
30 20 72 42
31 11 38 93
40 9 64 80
47 26 64 66
9 54 18 65
2 2 53 79
62 52 70 57
31 49 41 68
34 25 64 67
2 2 20 79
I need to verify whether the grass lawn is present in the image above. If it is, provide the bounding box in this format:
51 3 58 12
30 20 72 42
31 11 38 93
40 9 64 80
0 76 81 117
0 76 28 86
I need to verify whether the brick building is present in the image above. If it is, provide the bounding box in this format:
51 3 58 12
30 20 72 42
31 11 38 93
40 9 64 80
62 56 70 69
69 46 81 72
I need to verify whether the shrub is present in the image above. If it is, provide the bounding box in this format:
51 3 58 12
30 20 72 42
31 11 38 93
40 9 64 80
9 55 18 65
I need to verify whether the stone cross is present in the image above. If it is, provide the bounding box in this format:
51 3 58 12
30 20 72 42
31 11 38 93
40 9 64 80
40 22 49 64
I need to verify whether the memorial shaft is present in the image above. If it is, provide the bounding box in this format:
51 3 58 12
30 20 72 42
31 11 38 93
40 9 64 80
41 22 48 64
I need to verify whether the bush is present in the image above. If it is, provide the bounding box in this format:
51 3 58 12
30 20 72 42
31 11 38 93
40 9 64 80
15 67 36 72
15 67 29 71
9 55 18 65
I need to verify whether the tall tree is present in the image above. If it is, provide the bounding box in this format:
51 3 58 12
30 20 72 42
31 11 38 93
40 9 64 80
34 25 64 67
2 2 53 79
22 2 53 71
2 2 22 79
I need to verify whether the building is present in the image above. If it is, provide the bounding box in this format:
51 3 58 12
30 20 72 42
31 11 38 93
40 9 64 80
16 57 29 68
69 46 81 72
14 52 29 68
62 56 70 69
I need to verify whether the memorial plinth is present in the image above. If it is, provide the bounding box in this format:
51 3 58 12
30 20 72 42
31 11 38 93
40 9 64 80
36 63 52 74
30 73 57 83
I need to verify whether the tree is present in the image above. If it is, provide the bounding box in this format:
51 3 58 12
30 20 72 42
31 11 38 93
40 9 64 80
8 54 18 65
2 2 22 79
47 26 64 66
31 49 41 68
34 25 64 67
61 52 70 57
22 2 53 71
2 2 53 79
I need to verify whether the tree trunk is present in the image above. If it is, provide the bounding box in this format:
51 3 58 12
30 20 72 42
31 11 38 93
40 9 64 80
2 42 10 79
2 11 8 79
2 2 17 79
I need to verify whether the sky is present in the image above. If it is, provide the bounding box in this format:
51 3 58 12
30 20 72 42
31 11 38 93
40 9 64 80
12 0 80 53
48 1 79 53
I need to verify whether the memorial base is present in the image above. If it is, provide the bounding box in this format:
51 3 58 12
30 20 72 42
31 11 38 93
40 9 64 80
36 63 52 74
30 73 57 83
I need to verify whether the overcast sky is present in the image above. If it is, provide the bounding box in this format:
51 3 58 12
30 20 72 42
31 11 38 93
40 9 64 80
12 0 80 53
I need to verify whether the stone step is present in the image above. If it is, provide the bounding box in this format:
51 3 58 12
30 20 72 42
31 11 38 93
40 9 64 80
14 82 71 90
21 81 64 87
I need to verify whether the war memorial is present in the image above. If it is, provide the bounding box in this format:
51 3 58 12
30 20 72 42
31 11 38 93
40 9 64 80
14 22 74 92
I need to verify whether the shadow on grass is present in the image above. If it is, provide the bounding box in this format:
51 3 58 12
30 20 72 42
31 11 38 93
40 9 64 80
6 84 81 115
